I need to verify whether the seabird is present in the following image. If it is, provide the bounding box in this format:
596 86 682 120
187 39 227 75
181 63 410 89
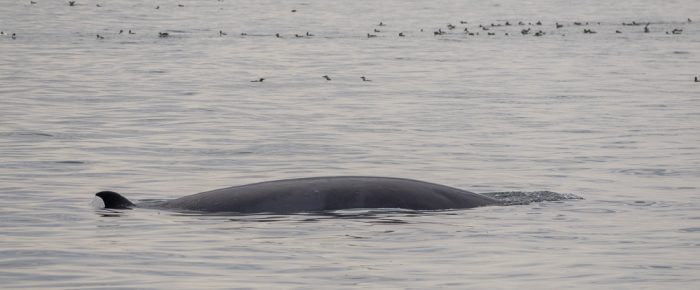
129 30 135 34
159 32 169 37
306 32 313 36
251 78 265 82
556 22 563 28
695 76 699 82
367 33 377 38
275 33 280 38
398 32 405 37
219 30 227 36
322 75 331 81
361 76 371 82
96 34 104 39
119 29 123 34
11 33 16 39
68 1 75 6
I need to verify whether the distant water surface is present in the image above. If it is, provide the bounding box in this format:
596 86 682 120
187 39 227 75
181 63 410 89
1 0 699 289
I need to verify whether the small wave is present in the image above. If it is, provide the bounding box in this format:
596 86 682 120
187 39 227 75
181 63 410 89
55 160 85 164
679 227 700 233
482 191 583 205
613 168 680 177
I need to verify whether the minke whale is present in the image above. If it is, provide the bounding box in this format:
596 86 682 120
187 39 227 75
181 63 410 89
95 176 502 214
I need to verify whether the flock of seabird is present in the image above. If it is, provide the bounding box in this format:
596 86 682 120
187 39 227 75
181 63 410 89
3 1 698 82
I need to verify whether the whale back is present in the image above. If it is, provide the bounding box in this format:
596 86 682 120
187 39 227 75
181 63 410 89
156 176 500 213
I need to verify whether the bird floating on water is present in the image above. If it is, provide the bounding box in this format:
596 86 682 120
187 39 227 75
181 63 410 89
322 75 331 81
219 30 227 36
159 32 169 37
361 76 371 82
68 1 75 6
251 78 265 83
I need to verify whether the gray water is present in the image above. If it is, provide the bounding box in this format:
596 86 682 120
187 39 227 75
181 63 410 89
1 0 700 289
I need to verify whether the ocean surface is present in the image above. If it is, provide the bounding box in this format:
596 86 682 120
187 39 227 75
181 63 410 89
1 0 699 289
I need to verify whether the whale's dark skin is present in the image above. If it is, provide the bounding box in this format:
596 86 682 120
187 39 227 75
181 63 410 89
96 176 502 214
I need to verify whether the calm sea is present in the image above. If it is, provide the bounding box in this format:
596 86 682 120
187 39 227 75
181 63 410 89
1 0 699 289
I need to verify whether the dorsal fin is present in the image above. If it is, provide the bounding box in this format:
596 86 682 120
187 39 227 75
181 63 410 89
95 191 135 209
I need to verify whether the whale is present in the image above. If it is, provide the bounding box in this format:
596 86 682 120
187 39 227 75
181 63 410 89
95 176 502 214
